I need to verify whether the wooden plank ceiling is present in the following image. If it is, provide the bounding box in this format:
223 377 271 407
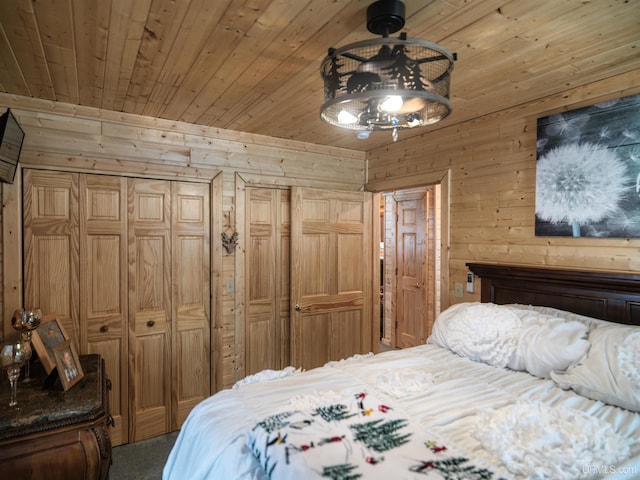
0 0 638 152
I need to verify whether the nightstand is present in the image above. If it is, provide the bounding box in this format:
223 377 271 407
0 354 112 480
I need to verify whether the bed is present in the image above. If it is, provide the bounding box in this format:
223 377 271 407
163 264 640 480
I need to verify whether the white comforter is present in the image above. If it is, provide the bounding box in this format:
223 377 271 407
163 344 640 480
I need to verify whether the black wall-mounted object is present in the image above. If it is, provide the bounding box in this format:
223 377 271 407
0 109 25 184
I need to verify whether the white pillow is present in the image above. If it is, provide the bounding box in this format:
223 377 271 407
429 302 478 348
507 312 590 378
431 303 591 377
506 303 605 330
429 302 521 368
551 325 640 412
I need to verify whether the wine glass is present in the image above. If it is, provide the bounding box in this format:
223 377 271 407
12 308 42 383
0 341 32 407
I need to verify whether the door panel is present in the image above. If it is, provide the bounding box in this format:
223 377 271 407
338 234 363 292
128 178 171 442
301 233 330 294
245 187 290 374
171 181 210 429
299 314 329 368
246 188 277 374
331 310 363 359
23 170 79 341
134 333 168 440
279 229 291 368
79 174 128 446
395 189 426 348
291 187 372 370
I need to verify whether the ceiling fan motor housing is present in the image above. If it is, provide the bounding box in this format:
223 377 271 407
367 0 406 35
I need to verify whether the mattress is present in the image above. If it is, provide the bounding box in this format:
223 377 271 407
163 341 640 479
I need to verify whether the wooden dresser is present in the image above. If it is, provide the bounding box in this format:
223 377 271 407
0 354 112 480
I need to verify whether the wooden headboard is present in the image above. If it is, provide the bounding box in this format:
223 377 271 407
466 263 640 326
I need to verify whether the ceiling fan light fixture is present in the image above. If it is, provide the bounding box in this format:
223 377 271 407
380 95 403 112
320 0 454 142
338 109 358 124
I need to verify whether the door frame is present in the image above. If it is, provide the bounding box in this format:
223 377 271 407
366 170 450 348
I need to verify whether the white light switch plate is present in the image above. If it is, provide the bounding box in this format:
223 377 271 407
466 272 474 293
225 277 235 293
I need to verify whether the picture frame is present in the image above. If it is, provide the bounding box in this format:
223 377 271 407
535 92 640 238
53 340 84 391
31 314 69 374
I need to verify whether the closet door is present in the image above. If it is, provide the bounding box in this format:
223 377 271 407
23 170 80 342
25 171 211 444
128 178 172 441
245 187 290 375
79 174 128 445
24 171 128 445
172 181 210 429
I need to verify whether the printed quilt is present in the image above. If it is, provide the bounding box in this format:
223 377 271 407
247 390 505 480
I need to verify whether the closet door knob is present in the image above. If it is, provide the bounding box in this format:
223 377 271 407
146 320 155 328
100 325 109 333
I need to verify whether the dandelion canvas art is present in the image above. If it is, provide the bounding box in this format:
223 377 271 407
535 93 640 237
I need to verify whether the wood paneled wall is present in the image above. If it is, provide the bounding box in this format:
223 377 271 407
0 93 365 391
367 70 640 304
2 68 638 391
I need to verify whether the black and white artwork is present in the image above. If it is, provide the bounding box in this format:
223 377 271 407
535 93 640 237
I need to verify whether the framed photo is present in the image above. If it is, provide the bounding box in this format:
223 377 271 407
535 92 640 237
32 314 69 374
53 341 84 391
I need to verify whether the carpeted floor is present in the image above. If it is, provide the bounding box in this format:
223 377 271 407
110 431 179 480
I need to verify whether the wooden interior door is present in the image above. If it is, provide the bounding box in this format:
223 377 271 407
128 178 171 441
171 181 210 429
24 171 211 445
395 188 427 348
79 174 128 446
290 187 373 370
245 187 290 375
23 170 80 341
